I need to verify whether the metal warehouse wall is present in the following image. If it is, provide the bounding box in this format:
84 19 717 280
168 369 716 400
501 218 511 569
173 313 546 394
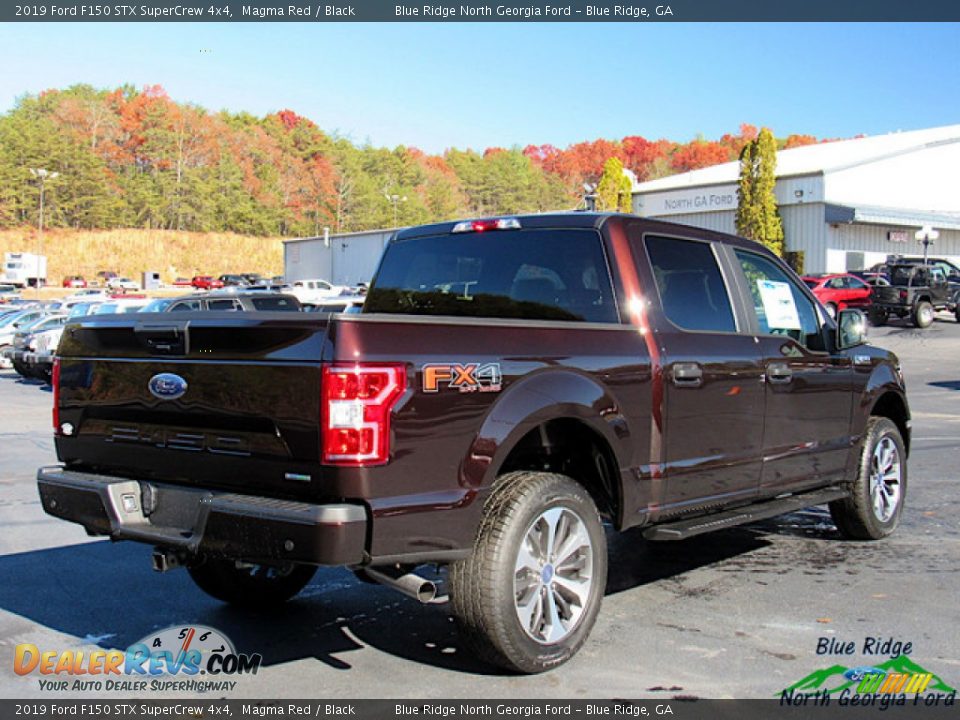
640 203 829 273
284 229 395 285
825 224 960 273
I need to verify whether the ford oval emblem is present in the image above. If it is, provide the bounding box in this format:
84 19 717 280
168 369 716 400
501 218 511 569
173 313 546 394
148 373 188 401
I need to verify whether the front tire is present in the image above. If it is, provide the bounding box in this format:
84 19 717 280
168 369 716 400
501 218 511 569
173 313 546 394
913 301 934 328
450 471 607 674
187 557 316 608
830 417 907 540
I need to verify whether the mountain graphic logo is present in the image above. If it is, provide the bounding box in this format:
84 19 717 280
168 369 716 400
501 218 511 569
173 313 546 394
780 655 956 696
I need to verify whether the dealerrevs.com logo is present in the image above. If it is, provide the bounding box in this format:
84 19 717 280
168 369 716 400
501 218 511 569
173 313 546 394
14 625 261 693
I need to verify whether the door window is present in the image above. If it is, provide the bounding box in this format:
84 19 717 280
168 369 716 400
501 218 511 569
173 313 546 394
734 250 824 351
644 235 736 333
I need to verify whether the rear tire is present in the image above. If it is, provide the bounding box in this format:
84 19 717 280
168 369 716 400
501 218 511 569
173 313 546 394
12 359 31 377
187 557 316 608
830 417 907 540
913 301 934 328
450 471 607 674
868 308 887 326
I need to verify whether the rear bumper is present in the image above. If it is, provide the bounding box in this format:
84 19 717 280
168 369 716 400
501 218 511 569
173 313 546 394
36 466 367 566
23 350 53 366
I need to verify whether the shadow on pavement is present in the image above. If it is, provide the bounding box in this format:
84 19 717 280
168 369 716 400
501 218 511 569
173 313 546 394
0 509 840 675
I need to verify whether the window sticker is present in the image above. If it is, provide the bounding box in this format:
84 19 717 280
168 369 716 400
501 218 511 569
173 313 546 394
757 279 801 330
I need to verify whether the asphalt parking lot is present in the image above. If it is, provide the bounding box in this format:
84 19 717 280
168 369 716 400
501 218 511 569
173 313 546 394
1 318 958 700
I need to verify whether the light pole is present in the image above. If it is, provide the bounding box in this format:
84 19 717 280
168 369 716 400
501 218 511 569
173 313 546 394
915 225 939 264
384 192 407 228
29 168 59 293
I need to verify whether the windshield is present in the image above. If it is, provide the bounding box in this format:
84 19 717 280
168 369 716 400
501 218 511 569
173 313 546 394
365 229 619 323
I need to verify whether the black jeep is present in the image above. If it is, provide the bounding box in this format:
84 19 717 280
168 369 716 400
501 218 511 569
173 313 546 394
870 262 960 328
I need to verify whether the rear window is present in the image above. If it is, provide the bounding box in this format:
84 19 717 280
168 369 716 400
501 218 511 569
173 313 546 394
364 229 618 323
250 296 300 311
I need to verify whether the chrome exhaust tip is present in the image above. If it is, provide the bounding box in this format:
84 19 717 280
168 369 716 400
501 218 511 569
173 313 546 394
363 567 442 604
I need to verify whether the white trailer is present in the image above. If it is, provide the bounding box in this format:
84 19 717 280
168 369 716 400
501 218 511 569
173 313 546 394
3 252 47 288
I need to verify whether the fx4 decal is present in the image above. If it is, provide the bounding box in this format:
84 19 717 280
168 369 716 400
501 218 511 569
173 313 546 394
422 363 503 394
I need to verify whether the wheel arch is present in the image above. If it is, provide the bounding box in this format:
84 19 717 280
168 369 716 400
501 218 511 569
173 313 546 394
460 370 630 528
869 391 911 456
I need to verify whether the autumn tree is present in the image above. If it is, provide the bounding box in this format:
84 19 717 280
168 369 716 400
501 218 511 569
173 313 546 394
595 157 633 213
736 128 784 255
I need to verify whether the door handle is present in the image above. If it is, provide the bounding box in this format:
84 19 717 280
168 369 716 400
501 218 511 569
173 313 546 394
767 362 793 384
672 362 703 388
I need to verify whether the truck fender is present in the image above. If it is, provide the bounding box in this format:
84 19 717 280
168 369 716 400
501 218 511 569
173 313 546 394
459 369 629 491
847 365 910 482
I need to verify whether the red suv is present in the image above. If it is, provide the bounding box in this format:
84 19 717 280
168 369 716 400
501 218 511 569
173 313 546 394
802 273 872 318
191 275 224 290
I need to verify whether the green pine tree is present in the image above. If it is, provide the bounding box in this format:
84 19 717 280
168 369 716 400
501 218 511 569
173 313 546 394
736 128 784 255
595 157 633 212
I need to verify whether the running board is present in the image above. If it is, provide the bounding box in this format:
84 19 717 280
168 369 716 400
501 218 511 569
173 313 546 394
643 486 849 541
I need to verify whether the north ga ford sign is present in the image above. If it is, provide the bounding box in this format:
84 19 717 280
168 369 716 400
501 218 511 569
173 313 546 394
637 184 738 216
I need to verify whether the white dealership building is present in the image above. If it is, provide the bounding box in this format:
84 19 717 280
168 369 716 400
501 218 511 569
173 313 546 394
632 124 960 274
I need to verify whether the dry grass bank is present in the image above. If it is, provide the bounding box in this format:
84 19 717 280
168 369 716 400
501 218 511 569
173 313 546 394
0 228 286 285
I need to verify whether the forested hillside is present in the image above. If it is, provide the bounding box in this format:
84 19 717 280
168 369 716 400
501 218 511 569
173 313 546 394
0 84 826 237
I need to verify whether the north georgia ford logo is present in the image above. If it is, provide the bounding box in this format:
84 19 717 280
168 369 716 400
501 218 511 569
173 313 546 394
148 373 188 401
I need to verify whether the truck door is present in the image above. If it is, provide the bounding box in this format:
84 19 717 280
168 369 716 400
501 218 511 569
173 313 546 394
637 234 765 515
729 248 854 495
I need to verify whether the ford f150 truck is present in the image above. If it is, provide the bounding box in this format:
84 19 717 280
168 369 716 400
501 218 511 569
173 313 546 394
38 213 910 673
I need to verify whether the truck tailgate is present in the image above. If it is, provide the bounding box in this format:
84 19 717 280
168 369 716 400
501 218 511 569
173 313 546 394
54 313 331 498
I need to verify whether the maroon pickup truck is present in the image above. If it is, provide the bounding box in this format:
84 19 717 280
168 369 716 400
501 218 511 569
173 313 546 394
38 213 910 673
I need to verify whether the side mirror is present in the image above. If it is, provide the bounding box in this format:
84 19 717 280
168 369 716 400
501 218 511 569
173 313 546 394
837 309 867 349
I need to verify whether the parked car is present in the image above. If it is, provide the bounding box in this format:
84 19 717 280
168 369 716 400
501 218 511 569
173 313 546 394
289 278 349 305
140 297 176 313
22 322 67 383
39 213 911 674
172 277 193 287
62 276 87 289
303 297 365 314
165 292 301 312
95 270 118 287
3 315 67 379
65 288 110 303
66 302 103 319
106 277 141 292
0 283 20 304
241 273 264 285
92 299 152 315
802 273 872 318
218 274 249 287
191 275 224 290
0 308 47 368
870 262 960 327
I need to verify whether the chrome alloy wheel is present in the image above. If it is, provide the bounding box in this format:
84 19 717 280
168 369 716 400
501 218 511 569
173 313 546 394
919 305 935 325
513 506 594 645
870 436 902 522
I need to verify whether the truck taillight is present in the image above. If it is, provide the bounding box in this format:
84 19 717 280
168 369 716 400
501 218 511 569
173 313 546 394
321 364 406 466
52 358 61 435
899 290 908 300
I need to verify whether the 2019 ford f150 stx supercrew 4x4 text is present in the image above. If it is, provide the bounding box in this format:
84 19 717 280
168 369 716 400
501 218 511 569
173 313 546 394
38 214 910 673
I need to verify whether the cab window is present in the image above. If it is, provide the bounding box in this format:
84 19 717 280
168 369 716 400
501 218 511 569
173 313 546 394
644 235 736 333
734 250 824 351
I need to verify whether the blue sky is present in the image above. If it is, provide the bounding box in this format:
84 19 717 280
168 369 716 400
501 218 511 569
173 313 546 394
0 22 958 152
